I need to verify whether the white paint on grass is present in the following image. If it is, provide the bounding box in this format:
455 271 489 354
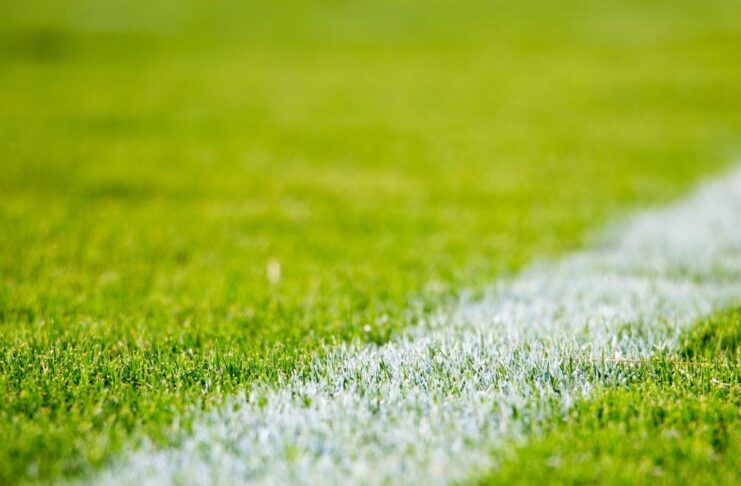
90 168 741 485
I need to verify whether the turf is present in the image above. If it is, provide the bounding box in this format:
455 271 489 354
84 167 741 485
1 0 741 483
481 309 741 485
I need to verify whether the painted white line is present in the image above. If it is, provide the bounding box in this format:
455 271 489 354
89 167 741 485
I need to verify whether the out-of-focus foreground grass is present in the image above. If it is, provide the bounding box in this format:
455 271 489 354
1 0 740 483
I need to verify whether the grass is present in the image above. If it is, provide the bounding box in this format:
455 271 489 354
1 0 741 483
482 309 741 485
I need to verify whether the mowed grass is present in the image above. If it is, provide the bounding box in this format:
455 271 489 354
1 0 741 483
482 309 741 486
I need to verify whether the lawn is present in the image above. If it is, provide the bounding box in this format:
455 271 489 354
483 309 741 486
1 0 740 483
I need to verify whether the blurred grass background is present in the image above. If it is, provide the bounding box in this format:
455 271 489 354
1 0 740 483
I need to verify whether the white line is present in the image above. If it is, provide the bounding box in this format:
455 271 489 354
88 167 741 486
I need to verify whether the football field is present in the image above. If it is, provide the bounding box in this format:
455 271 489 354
1 1 741 484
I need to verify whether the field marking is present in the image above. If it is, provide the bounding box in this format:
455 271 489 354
89 167 741 485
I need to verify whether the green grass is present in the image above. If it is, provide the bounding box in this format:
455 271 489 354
481 309 741 485
1 0 741 483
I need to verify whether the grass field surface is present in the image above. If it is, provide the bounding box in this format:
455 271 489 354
87 167 741 485
1 0 740 484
